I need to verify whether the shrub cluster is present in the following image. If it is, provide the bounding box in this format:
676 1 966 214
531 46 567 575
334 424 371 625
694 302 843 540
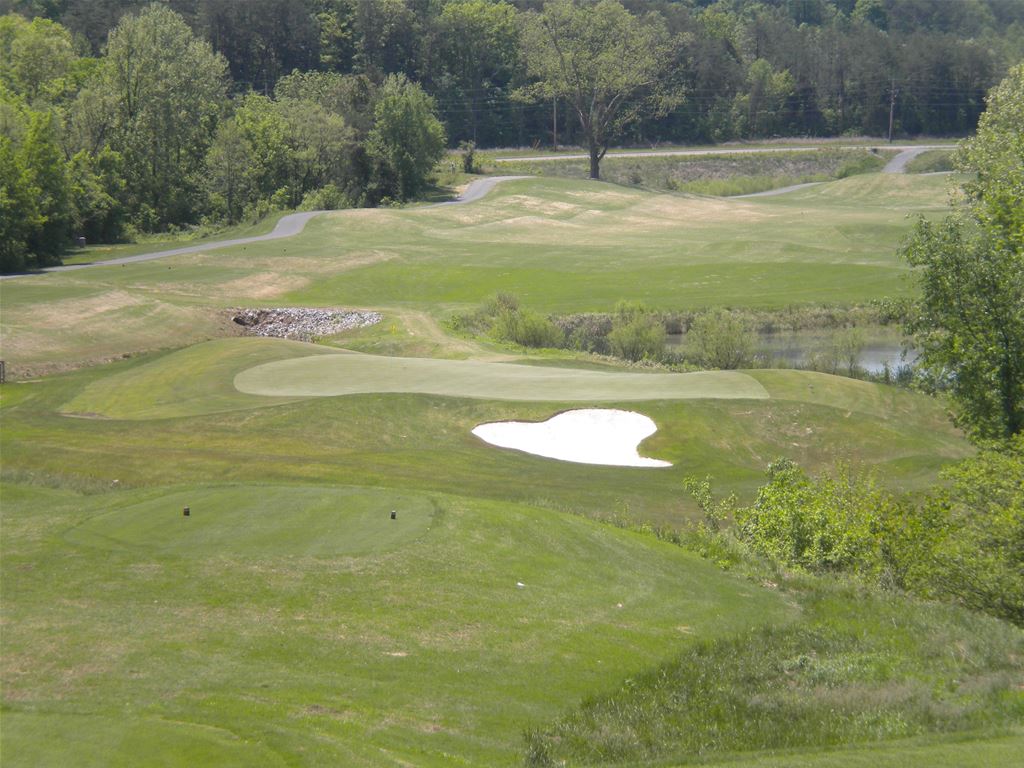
712 439 1024 626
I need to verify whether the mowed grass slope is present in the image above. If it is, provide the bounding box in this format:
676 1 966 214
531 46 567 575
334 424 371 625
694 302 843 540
2 340 969 527
0 482 792 767
1 173 953 374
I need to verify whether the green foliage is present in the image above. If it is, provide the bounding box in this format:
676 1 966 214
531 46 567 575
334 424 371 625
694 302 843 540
736 459 903 576
608 305 666 362
204 119 252 224
956 63 1024 254
0 134 41 271
524 582 1024 766
367 73 446 201
901 216 1023 439
719 445 1023 625
0 14 78 104
19 109 71 261
520 0 675 179
911 437 1024 625
68 147 124 243
434 0 520 145
899 67 1024 440
688 309 756 369
94 4 228 230
489 306 565 349
299 183 351 211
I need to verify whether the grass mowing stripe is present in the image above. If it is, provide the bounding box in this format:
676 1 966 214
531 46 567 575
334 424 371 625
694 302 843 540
1 484 792 767
233 353 769 401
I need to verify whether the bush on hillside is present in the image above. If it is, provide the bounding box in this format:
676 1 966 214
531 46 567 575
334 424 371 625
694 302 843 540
718 440 1024 624
490 307 564 348
687 309 755 369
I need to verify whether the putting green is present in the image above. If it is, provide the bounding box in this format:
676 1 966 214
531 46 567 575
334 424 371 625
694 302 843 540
66 486 435 557
234 352 770 401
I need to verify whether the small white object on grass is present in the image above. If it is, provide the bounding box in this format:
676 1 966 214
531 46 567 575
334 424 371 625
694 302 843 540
516 581 525 588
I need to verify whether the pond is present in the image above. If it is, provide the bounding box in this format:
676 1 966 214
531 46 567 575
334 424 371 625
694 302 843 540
666 328 917 375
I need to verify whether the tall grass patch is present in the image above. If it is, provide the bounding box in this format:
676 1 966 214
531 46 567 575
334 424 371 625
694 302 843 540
524 585 1024 766
499 149 888 195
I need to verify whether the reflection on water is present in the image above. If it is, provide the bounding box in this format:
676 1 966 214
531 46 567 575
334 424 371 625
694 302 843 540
666 330 917 375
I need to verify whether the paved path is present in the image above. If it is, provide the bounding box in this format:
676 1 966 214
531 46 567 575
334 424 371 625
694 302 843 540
494 143 954 163
733 181 825 198
2 146 950 278
1 176 531 280
431 175 530 205
882 146 941 173
718 145 950 198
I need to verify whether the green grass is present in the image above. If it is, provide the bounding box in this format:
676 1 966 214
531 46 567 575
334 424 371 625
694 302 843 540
524 581 1024 766
3 166 1016 768
60 337 333 419
233 349 768 402
496 148 889 195
683 729 1024 768
904 150 955 174
0 483 791 767
61 211 292 266
65 485 435 557
1 173 954 375
2 342 969 529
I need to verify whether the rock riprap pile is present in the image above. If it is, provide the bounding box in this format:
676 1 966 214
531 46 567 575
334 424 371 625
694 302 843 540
233 308 381 341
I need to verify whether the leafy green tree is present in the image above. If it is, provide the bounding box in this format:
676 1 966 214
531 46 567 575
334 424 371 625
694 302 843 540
205 120 253 223
902 65 1023 440
231 93 293 204
520 0 675 179
352 0 420 78
94 4 228 229
68 146 125 243
687 309 755 370
956 62 1024 254
733 58 794 138
902 217 1023 440
367 73 445 201
275 71 377 136
911 436 1024 625
19 109 71 261
0 14 77 104
283 99 355 205
0 135 42 272
735 459 900 575
431 0 520 144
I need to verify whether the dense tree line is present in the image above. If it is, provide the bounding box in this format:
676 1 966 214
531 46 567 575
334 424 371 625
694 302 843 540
8 0 1022 146
1 5 445 270
2 0 1022 269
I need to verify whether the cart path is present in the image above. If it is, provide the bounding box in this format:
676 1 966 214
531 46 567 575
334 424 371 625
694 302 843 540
1 176 532 279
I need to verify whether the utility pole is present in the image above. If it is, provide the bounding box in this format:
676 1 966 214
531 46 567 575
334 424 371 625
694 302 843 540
887 77 898 143
553 96 558 148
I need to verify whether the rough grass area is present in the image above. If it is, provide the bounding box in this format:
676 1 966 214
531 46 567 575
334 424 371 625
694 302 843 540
497 149 889 195
904 149 955 174
1 174 953 376
524 582 1024 766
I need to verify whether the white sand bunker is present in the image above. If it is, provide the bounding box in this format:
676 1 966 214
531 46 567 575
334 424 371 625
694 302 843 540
472 409 671 468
